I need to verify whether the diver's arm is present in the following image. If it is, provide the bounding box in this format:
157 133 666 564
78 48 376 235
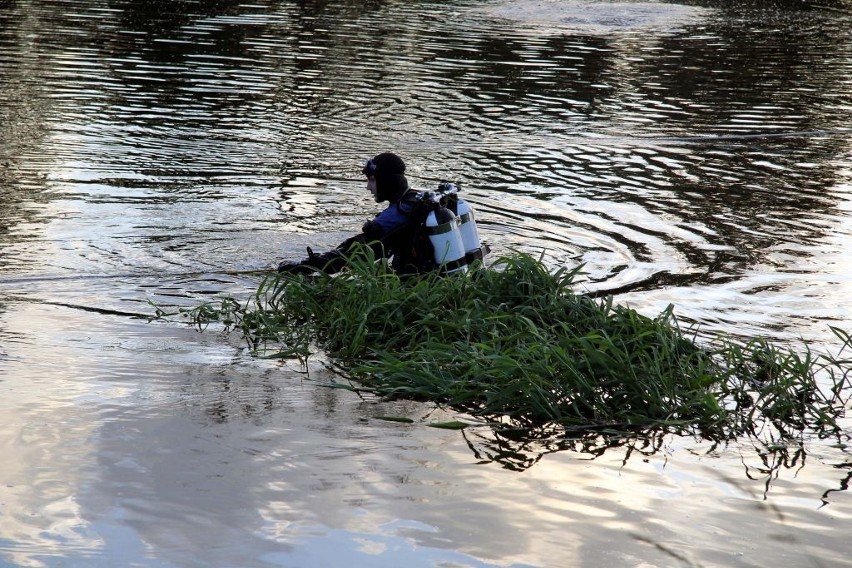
277 197 418 274
277 222 388 275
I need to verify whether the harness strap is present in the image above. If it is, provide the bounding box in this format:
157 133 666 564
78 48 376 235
423 222 457 236
439 257 468 272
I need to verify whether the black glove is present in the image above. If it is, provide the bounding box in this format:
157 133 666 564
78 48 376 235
306 246 346 272
277 259 313 275
278 247 339 275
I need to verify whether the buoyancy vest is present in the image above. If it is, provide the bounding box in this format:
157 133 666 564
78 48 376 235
383 191 436 274
361 184 486 275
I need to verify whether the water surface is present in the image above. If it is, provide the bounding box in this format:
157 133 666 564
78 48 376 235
1 0 851 566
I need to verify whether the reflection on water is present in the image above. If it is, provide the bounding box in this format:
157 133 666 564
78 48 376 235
3 302 850 567
462 425 675 471
1 0 851 566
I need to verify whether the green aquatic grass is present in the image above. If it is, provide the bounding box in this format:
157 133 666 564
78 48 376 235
165 246 852 440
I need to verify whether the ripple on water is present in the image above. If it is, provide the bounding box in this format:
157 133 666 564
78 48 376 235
476 0 714 36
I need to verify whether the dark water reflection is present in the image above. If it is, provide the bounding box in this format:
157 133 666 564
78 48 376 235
1 0 851 566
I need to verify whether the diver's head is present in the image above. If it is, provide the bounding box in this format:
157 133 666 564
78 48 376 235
363 152 408 203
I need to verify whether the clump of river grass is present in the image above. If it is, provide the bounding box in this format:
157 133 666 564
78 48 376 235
168 246 852 441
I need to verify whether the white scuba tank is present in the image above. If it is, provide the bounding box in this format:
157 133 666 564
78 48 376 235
425 206 468 274
455 197 481 254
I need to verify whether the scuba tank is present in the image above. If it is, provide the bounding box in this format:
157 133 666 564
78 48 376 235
423 194 468 274
436 182 487 265
455 197 482 256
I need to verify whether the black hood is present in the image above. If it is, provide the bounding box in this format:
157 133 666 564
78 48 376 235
363 152 409 202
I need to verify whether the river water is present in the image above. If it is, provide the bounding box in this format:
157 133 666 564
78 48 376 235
1 0 851 566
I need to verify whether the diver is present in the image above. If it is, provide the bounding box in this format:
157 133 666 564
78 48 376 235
277 152 486 276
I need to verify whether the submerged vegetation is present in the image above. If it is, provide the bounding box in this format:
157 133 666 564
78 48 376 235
159 247 852 443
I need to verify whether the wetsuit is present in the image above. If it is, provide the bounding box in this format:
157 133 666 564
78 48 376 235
279 190 434 275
